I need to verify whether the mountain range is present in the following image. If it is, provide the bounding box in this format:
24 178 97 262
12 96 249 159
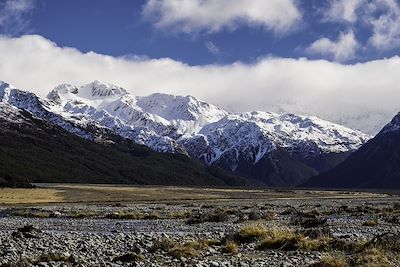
0 82 246 187
0 80 370 187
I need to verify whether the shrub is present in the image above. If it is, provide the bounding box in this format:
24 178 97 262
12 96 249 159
187 210 229 224
248 210 262 220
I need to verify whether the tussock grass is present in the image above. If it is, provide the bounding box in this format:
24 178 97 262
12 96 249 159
350 248 394 267
169 244 199 258
235 224 268 243
35 253 70 262
143 212 161 220
150 238 218 258
309 253 348 267
235 224 365 253
223 241 239 254
258 228 303 251
12 209 52 218
187 210 230 224
168 210 192 219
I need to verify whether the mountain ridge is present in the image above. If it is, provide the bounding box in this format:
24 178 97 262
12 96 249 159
304 112 400 188
0 80 370 186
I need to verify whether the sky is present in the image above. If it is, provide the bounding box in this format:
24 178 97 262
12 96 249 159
1 0 400 135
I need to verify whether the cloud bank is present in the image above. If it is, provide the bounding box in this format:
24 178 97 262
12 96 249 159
0 35 399 135
142 0 301 34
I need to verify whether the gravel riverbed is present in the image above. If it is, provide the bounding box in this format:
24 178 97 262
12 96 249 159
0 194 399 266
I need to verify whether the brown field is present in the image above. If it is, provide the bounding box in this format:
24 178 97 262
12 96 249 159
0 183 395 205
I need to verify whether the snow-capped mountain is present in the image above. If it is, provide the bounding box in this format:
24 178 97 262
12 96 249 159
46 80 228 153
1 80 370 186
182 111 366 165
180 111 368 186
0 81 92 139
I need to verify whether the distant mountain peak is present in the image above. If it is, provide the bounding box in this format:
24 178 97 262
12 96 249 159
380 112 400 134
80 80 128 98
47 84 78 104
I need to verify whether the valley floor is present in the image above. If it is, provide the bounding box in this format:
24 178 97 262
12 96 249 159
0 185 399 266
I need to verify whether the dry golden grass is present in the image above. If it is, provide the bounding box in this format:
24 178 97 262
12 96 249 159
150 238 217 259
168 210 192 219
169 244 199 258
258 228 303 251
236 224 269 243
0 183 392 205
223 241 239 254
236 224 364 253
351 248 394 267
0 188 64 204
310 254 348 267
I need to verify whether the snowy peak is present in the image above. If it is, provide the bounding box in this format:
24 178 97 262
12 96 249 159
0 81 15 102
79 80 127 98
47 84 79 104
205 111 367 152
47 82 228 137
137 93 228 130
190 111 369 166
48 81 127 105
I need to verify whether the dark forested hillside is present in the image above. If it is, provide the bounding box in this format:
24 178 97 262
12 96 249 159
0 107 246 187
305 113 400 189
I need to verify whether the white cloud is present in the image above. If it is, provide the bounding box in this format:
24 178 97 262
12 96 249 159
0 0 35 35
325 0 363 23
306 31 359 62
324 0 400 51
1 35 400 135
365 0 400 50
141 0 301 34
205 41 220 55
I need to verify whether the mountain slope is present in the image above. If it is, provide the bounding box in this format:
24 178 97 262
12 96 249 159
1 80 370 187
0 102 246 187
305 113 400 188
181 111 368 186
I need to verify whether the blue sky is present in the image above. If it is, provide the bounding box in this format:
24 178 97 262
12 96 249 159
1 0 400 135
2 0 400 64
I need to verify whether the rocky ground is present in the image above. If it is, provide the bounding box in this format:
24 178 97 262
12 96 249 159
0 190 400 267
